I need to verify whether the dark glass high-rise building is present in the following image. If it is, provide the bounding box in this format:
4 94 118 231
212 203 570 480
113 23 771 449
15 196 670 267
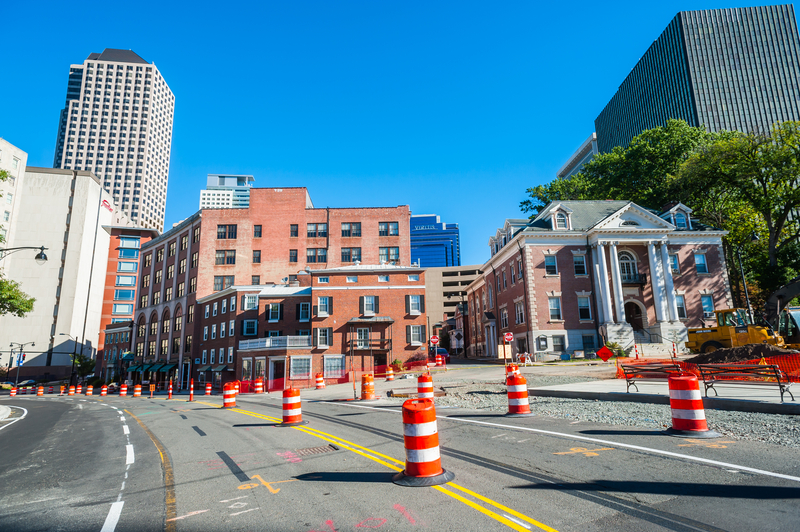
410 215 461 268
596 5 800 153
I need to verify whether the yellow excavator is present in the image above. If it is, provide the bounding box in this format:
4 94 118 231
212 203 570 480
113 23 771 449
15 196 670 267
686 276 800 353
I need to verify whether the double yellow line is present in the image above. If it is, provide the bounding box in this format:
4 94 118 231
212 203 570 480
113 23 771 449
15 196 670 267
229 407 557 532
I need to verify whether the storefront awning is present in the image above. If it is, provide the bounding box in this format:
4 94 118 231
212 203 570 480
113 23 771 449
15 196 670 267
147 364 163 372
196 365 212 372
211 365 228 372
159 364 177 372
128 365 141 372
347 316 395 324
121 353 135 361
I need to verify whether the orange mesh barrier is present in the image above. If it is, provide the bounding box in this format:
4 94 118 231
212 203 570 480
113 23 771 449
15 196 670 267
678 356 800 383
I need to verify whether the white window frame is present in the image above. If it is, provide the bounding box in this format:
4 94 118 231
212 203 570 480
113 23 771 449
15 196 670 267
268 330 279 337
230 296 236 312
378 275 389 282
363 296 375 316
318 276 329 284
203 326 208 341
201 350 207 364
210 349 215 364
357 328 370 349
573 255 587 276
548 297 562 321
669 254 680 275
317 328 332 347
229 320 235 336
676 295 687 319
410 325 424 345
299 302 311 322
243 319 257 336
701 295 715 318
544 255 558 275
408 274 419 282
220 322 226 338
228 346 234 363
323 355 346 378
290 356 312 379
204 305 210 318
515 301 525 324
694 253 708 274
244 295 258 310
346 276 358 283
268 303 280 322
578 296 592 320
221 299 227 313
409 295 421 315
500 308 508 328
213 302 218 316
211 324 216 339
318 296 330 317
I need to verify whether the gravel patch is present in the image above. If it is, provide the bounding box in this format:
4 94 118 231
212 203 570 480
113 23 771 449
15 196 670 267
425 382 800 449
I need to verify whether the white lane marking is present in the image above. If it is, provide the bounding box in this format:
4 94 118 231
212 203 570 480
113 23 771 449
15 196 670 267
220 496 248 503
0 407 28 433
123 425 129 435
100 501 124 532
230 508 258 516
503 514 532 529
78 404 83 410
323 402 800 484
121 481 126 491
119 416 125 422
167 510 209 522
125 445 135 465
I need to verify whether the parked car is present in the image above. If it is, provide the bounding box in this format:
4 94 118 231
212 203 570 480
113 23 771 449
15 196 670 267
428 347 451 364
16 380 36 387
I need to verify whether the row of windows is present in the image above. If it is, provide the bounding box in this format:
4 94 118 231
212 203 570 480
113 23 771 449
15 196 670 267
218 222 402 241
200 347 234 365
541 252 709 277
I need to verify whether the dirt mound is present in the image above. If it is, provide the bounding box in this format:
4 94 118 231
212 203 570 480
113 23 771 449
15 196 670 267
686 343 799 364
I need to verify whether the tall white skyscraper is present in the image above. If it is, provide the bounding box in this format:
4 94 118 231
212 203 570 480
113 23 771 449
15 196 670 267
53 49 174 232
199 174 255 209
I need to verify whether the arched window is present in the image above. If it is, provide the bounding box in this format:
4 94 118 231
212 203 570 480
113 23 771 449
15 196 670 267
149 312 159 336
138 316 147 337
555 213 568 229
162 309 171 334
174 307 183 332
618 251 637 281
674 212 687 229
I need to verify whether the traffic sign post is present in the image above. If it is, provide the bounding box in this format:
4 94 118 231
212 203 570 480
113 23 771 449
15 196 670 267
503 333 514 367
149 384 155 398
430 335 439 345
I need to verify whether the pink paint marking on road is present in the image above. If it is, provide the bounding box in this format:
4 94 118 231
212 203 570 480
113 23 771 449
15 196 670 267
356 517 387 528
393 504 416 525
308 519 337 532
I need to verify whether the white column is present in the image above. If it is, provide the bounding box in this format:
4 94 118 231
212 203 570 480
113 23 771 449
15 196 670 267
647 241 666 323
596 243 615 324
591 245 605 324
609 242 625 323
660 243 679 321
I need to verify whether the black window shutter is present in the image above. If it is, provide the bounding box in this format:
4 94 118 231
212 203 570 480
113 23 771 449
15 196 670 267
374 296 380 314
420 295 425 313
406 325 411 344
279 304 284 321
312 328 317 346
313 305 318 317
359 296 364 315
422 325 427 343
329 297 333 315
296 304 300 319
327 328 333 345
405 295 410 314
240 320 245 335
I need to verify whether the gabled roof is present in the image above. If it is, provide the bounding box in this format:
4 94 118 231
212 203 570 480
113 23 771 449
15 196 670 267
528 200 630 232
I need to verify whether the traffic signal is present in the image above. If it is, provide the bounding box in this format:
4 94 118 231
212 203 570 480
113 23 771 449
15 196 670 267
22 353 26 361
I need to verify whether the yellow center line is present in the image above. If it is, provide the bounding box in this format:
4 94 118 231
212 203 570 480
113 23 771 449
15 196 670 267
229 406 558 532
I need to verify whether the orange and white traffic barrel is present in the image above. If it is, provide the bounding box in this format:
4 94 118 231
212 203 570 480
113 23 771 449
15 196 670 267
68 386 75 396
119 384 128 397
133 384 142 398
665 374 720 438
506 374 533 417
9 387 16 397
315 373 325 389
19 386 25 395
37 386 44 397
386 367 395 381
205 383 212 395
168 379 173 400
360 374 375 400
506 364 520 379
86 385 93 396
418 373 434 399
435 354 444 367
279 388 307 426
234 381 240 395
189 379 194 402
392 398 455 486
254 379 264 394
48 386 54 394
101 385 108 397
76 384 82 394
223 383 236 408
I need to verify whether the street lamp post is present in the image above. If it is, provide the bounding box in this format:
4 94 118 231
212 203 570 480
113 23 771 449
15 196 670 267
9 341 35 386
0 246 48 264
60 333 78 387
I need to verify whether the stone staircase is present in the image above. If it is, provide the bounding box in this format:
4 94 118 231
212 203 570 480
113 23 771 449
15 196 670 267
627 341 682 359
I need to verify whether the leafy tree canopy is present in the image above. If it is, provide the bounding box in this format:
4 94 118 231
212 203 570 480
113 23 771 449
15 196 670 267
0 169 36 317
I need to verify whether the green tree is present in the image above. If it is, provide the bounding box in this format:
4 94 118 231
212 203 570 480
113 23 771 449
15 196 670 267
72 353 96 382
0 169 36 317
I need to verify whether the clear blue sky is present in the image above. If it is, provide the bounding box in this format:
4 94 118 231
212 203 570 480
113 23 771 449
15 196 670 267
0 1 773 266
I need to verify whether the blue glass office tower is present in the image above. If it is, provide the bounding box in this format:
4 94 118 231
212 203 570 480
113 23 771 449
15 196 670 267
596 5 800 153
410 215 461 267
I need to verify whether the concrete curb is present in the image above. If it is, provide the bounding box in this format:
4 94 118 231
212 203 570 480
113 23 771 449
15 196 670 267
0 405 11 421
528 388 800 415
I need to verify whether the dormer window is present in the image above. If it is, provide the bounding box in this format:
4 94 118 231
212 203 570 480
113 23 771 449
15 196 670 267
674 212 687 229
555 213 568 229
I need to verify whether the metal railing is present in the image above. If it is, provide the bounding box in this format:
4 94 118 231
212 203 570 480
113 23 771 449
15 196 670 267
346 339 392 350
621 273 647 285
238 336 313 350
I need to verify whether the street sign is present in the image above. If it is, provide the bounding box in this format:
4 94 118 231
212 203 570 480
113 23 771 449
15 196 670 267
596 346 614 362
504 332 514 342
430 335 440 345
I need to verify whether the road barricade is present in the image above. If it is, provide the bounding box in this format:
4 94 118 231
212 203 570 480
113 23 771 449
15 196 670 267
101 385 108 397
168 379 173 400
189 379 194 402
133 384 142 398
48 386 54 394
417 373 434 399
393 398 454 486
315 373 325 389
505 374 533 417
360 374 375 400
664 373 720 438
435 355 444 367
86 385 93 396
9 387 16 397
205 383 212 395
37 387 44 397
223 384 236 408
119 384 128 397
386 367 394 381
76 384 82 394
279 388 307 426
68 386 75 396
254 379 264 394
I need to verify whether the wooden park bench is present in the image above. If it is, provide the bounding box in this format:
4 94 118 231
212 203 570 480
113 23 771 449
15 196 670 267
621 362 682 393
696 363 795 403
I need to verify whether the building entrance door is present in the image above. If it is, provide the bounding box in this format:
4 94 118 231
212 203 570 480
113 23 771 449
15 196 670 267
269 358 286 392
624 302 645 330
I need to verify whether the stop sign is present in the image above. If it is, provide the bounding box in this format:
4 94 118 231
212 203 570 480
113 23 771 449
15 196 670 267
504 332 514 342
430 335 439 345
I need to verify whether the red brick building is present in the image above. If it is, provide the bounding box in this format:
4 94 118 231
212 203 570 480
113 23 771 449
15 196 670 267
130 188 411 387
466 201 732 359
193 263 427 391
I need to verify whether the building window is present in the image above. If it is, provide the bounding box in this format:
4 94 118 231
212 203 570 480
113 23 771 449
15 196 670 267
118 262 138 272
701 295 715 318
408 274 419 282
290 224 298 237
179 258 186 274
548 297 562 320
202 350 207 364
152 291 161 305
140 294 148 308
324 355 346 378
203 326 208 340
222 299 227 314
144 254 152 268
346 275 358 283
318 296 331 316
156 249 164 262
115 289 135 300
155 270 162 284
175 315 182 332
518 261 523 279
408 325 425 345
188 305 194 323
211 324 217 339
318 277 329 284
669 254 680 275
290 356 312 379
229 320 235 336
356 328 370 349
555 213 567 229
181 235 188 250
215 250 236 265
307 249 327 263
544 255 557 275
500 308 508 328
252 275 260 285
515 301 525 324
185 335 192 353
160 339 169 357
573 255 587 276
618 251 638 281
316 327 332 347
205 305 210 318
164 287 173 301
341 247 361 262
379 222 399 236
676 295 687 319
228 347 234 364
172 337 180 354
167 264 174 279
112 304 134 314
341 222 361 237
379 247 399 262
252 250 261 263
582 335 595 350
694 253 708 274
362 295 376 315
268 303 281 322
210 349 215 365
230 296 236 312
217 224 237 239
168 242 176 257
254 225 262 238
307 223 327 238
674 213 687 229
193 226 201 243
117 275 136 286
299 302 310 322
213 302 218 316
150 320 158 336
510 266 516 284
243 320 257 336
379 275 389 282
578 296 592 320
190 277 197 293
191 252 198 269
213 276 234 291
289 249 298 263
408 295 422 315
244 295 258 310
552 335 566 352
119 248 139 259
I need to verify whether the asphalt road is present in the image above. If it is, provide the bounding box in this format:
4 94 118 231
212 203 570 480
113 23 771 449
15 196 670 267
1 386 799 532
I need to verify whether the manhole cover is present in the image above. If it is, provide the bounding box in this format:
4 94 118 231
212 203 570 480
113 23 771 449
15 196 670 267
294 445 339 456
